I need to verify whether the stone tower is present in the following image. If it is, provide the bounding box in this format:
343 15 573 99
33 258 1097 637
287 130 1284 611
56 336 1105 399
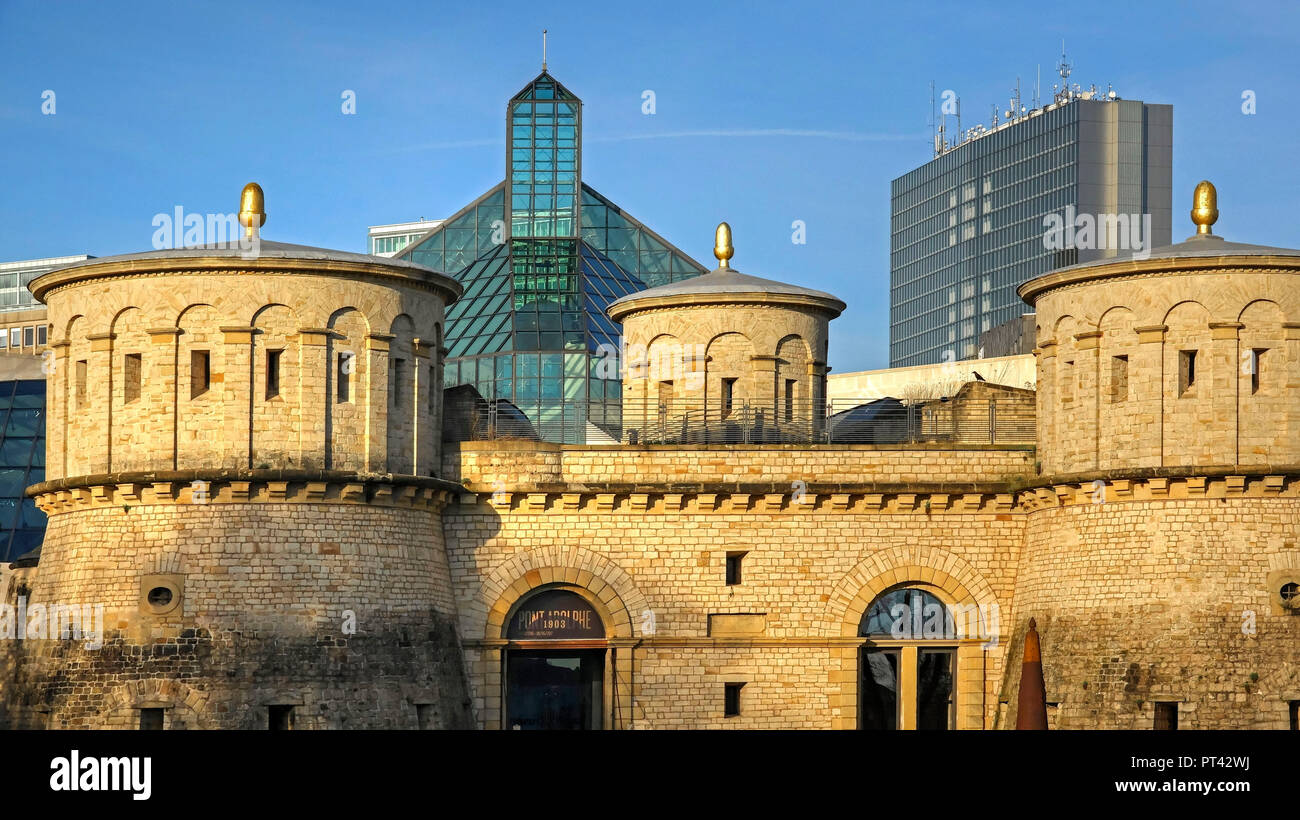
1007 181 1300 728
607 223 845 443
0 185 473 729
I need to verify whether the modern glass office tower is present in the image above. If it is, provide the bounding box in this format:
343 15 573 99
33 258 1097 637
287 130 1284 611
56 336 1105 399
400 72 707 442
889 96 1171 367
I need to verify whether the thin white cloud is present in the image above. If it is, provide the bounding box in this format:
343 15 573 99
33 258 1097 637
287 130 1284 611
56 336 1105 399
382 129 923 155
588 129 924 143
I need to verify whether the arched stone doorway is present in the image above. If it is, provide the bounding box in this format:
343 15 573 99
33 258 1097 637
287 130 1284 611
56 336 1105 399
503 587 608 730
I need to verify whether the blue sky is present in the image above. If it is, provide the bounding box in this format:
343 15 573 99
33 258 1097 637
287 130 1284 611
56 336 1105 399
2 0 1298 371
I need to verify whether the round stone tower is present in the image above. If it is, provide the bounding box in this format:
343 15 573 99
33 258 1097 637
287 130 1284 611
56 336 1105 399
1007 181 1300 728
2 184 472 729
607 223 844 443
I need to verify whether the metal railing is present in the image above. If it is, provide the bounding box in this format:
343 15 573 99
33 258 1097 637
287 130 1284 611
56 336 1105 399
455 396 1035 446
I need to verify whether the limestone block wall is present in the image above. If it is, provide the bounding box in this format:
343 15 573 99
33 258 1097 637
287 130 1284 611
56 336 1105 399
442 496 1023 729
1025 257 1300 477
35 259 455 481
2 477 472 729
443 440 1038 489
1004 475 1300 729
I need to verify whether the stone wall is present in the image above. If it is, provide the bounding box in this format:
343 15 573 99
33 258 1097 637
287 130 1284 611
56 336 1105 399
39 263 452 480
444 440 1038 490
1028 257 1300 477
2 477 472 729
1003 478 1300 729
442 440 1032 729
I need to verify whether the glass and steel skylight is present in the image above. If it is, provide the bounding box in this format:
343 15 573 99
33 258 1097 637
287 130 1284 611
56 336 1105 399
401 71 708 442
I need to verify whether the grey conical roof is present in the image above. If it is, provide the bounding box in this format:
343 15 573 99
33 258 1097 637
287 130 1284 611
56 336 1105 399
607 265 845 319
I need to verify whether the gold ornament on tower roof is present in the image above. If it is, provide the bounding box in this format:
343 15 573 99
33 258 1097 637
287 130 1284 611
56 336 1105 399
1191 180 1217 235
714 222 733 269
238 182 267 239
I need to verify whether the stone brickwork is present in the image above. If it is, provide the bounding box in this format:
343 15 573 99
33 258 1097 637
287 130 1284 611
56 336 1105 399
440 443 1026 729
444 440 1037 489
609 284 840 442
0 244 472 730
1004 486 1300 729
33 254 457 479
1023 254 1300 477
2 482 472 729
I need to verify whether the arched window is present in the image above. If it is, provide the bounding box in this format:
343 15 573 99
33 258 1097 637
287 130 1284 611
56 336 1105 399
858 586 957 731
859 587 957 640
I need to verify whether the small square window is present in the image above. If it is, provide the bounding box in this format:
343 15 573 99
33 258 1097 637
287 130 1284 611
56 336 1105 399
416 703 435 730
139 708 164 730
724 682 745 717
1154 701 1178 730
268 705 294 730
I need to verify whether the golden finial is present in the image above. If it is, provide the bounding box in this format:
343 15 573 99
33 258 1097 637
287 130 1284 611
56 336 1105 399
238 182 267 239
714 222 733 269
1191 180 1218 235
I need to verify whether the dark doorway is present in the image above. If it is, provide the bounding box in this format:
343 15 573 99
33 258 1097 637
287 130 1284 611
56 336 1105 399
506 649 604 730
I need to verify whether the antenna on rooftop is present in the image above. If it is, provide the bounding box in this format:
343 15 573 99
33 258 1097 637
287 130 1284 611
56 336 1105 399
1057 40 1072 100
542 29 548 71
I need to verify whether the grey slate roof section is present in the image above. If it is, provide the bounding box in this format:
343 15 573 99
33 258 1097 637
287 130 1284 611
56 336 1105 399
607 266 846 311
1056 234 1300 273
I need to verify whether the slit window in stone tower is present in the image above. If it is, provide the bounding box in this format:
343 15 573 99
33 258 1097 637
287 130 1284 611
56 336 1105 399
75 359 87 408
1251 348 1266 395
391 358 405 407
721 377 737 418
265 349 282 399
1110 355 1128 403
1178 350 1197 396
124 353 141 404
784 378 796 422
190 350 210 399
337 352 352 403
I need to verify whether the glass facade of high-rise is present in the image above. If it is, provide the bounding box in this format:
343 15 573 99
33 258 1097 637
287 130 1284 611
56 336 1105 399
402 72 707 442
0 256 91 311
889 98 1171 367
0 379 45 562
